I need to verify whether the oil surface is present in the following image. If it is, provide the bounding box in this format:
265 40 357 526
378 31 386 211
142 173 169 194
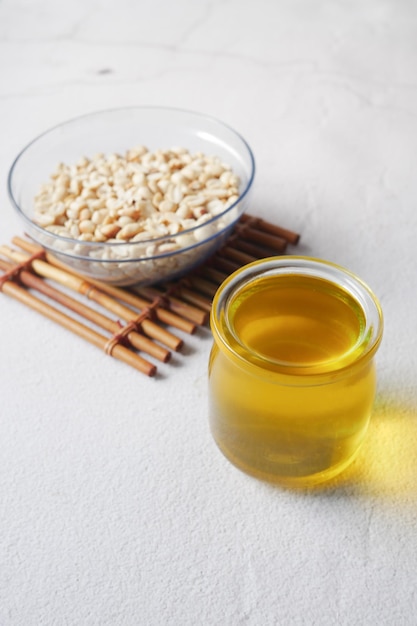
230 274 366 371
209 273 376 485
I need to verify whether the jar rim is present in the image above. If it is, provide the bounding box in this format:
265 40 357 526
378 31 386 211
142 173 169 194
211 256 384 380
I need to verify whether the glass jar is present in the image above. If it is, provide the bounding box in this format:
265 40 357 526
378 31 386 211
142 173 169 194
208 257 383 487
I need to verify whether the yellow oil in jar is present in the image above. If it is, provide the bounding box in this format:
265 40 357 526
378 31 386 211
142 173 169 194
209 271 378 486
231 275 366 371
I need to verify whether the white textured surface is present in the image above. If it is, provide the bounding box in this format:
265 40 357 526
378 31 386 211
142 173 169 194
1 1 417 625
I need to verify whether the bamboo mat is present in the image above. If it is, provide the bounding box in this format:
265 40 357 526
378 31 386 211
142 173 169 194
0 214 300 377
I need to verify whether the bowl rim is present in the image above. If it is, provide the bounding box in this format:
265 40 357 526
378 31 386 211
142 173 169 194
7 105 256 255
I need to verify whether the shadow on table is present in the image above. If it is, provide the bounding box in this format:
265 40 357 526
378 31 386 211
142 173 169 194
310 393 417 503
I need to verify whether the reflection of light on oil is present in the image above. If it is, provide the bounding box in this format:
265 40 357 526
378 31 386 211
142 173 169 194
332 396 417 501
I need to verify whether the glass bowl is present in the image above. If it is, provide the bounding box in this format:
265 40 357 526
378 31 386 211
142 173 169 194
8 106 255 286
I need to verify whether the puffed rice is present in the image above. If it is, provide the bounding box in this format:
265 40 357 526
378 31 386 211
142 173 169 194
33 145 243 284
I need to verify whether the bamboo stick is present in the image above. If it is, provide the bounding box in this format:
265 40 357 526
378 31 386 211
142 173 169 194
211 255 241 275
0 257 170 364
229 238 277 259
235 223 288 252
199 266 226 286
187 275 219 298
133 285 208 326
0 271 156 376
219 245 256 265
168 283 213 312
240 214 300 245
